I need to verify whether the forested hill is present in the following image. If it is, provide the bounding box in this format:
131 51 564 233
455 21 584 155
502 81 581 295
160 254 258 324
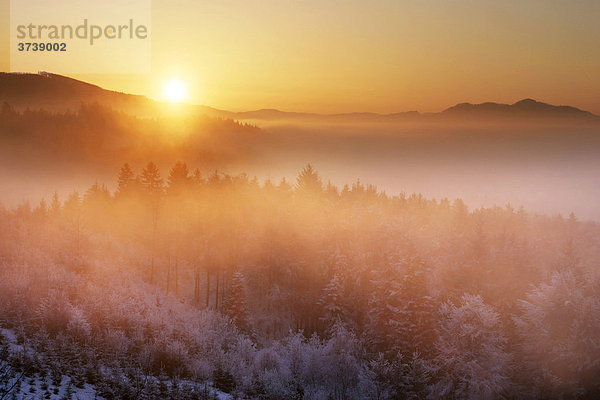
0 72 224 118
0 101 260 172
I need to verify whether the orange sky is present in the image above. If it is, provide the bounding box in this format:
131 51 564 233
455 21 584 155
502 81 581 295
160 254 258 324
1 0 600 114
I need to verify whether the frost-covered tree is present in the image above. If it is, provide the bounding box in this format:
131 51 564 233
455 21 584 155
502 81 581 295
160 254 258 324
318 274 346 326
224 271 249 331
367 255 436 358
139 162 164 283
430 294 511 400
323 321 364 400
514 270 600 398
367 273 404 353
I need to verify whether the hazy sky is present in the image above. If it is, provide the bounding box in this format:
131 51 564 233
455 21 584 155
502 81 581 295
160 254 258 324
1 0 599 113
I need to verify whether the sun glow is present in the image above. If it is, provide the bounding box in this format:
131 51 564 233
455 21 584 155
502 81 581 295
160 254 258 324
163 79 187 103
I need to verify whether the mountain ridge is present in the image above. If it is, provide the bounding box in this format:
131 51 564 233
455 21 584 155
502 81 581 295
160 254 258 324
1 72 598 123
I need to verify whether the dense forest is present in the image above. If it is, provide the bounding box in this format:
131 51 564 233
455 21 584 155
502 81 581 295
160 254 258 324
1 162 599 399
0 102 259 170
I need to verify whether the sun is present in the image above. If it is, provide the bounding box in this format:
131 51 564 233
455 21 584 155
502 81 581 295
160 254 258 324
163 79 187 103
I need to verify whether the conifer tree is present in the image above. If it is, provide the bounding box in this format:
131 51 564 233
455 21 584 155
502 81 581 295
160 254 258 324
140 162 163 283
223 271 249 331
278 177 292 194
34 199 48 219
167 161 190 195
430 294 510 400
367 255 436 358
192 168 203 186
318 274 346 327
325 180 339 199
140 162 164 196
50 191 61 216
116 163 136 196
295 164 323 194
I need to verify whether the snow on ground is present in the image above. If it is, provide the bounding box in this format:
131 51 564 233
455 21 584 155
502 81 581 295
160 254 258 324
1 327 24 354
15 376 103 400
1 327 231 400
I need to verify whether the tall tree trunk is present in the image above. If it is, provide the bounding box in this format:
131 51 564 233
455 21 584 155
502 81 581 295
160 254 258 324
194 264 200 304
166 254 171 295
174 256 179 295
215 270 220 310
205 269 210 308
150 252 155 284
150 205 158 284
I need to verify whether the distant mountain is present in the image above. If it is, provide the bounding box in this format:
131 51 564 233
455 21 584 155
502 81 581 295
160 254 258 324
1 72 598 124
231 100 599 124
441 98 598 121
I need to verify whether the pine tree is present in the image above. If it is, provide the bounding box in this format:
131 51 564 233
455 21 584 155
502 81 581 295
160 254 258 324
34 199 48 219
167 161 190 195
277 177 292 194
50 191 61 216
192 168 203 186
63 191 81 215
430 294 511 400
295 164 322 194
452 198 469 221
140 162 164 196
325 180 339 199
263 177 274 192
367 272 404 354
367 255 436 358
395 257 436 358
140 162 163 283
318 274 346 327
340 184 351 200
223 271 249 330
116 163 136 196
514 270 600 397
84 182 111 207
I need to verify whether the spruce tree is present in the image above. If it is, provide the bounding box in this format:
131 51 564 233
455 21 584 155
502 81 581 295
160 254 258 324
318 274 346 327
50 191 61 216
167 161 190 195
295 164 323 194
140 162 164 196
116 163 136 196
223 271 249 330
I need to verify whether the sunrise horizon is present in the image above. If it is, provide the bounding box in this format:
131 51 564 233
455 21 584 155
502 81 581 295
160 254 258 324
4 70 600 118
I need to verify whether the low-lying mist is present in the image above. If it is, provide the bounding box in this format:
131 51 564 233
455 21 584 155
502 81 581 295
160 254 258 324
2 103 597 221
250 120 600 220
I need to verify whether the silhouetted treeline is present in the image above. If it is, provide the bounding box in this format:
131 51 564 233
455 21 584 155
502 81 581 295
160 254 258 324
0 102 259 170
0 163 599 399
